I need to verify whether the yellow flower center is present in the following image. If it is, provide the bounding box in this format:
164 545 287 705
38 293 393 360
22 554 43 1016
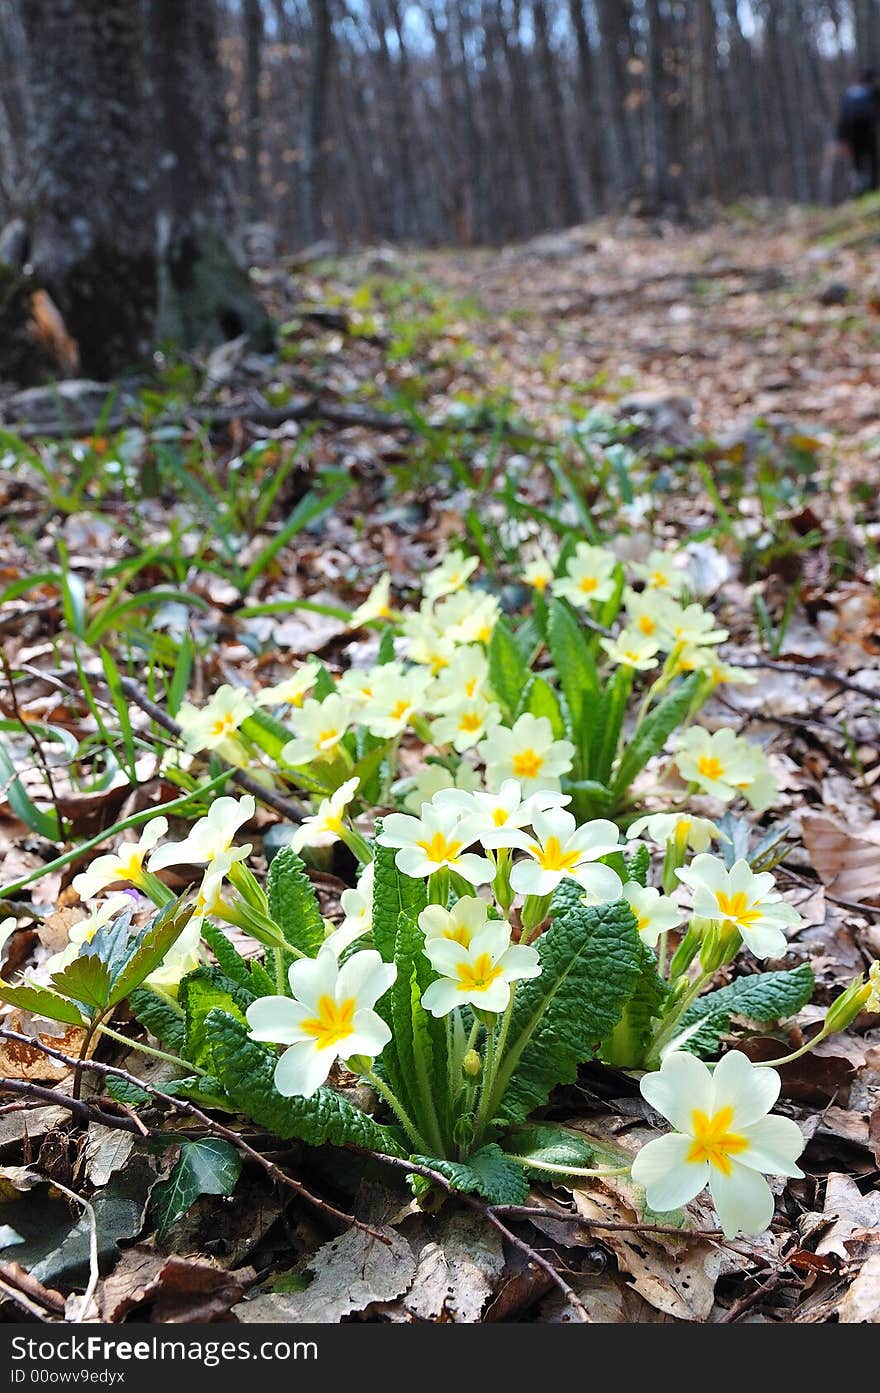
318 726 339 746
456 953 503 993
512 748 544 781
532 575 549 592
464 677 478 697
687 1105 748 1175
300 994 357 1050
528 835 581 873
638 615 656 635
476 625 492 643
443 924 472 945
430 654 449 674
635 913 650 934
390 699 412 720
119 853 143 881
210 713 236 737
578 575 599 594
697 755 725 781
651 572 668 587
715 890 761 927
673 819 691 850
458 711 482 733
322 813 344 835
492 808 509 826
417 832 463 865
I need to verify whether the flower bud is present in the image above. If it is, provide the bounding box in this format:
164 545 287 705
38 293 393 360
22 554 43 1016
823 976 873 1036
699 918 741 973
462 1049 482 1079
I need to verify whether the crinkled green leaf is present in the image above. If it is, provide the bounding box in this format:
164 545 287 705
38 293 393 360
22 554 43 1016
517 674 566 739
411 1144 529 1204
129 985 186 1054
200 920 270 998
546 597 599 734
625 842 651 888
205 1009 407 1155
179 967 251 1070
679 963 815 1057
267 846 324 957
488 617 530 720
493 897 642 1125
372 832 427 963
601 939 670 1068
612 672 703 796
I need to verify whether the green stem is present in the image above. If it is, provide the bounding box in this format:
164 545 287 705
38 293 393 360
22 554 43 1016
474 995 514 1145
96 1023 207 1077
649 970 713 1060
507 1157 631 1179
0 771 232 901
364 1069 430 1153
753 1028 827 1069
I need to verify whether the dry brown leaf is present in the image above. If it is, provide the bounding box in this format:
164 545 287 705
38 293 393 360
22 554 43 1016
0 1017 85 1083
838 1253 880 1322
815 1173 880 1260
801 812 880 904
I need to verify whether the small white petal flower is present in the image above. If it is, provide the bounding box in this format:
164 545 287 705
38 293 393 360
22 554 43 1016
522 555 554 593
674 728 777 810
72 818 168 901
622 882 683 947
246 945 396 1098
145 913 203 992
361 665 432 738
176 685 255 756
421 917 541 1017
290 778 360 852
149 796 255 872
478 713 575 795
325 861 375 955
599 628 661 670
507 809 622 899
394 763 481 815
676 854 802 959
631 1050 804 1238
351 574 395 626
0 917 18 959
428 646 490 710
255 662 320 709
418 895 490 948
378 804 492 884
431 698 502 752
626 812 724 854
433 590 500 646
434 778 569 848
423 551 479 602
550 542 617 609
630 550 688 595
281 694 356 765
658 601 728 649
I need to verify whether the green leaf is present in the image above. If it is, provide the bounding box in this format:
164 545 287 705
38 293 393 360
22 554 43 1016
611 672 703 797
205 1009 407 1155
371 832 427 963
240 709 291 761
50 955 113 1014
379 912 447 1151
411 1144 529 1205
625 843 651 888
517 674 566 739
679 964 815 1058
200 920 271 998
502 1124 595 1179
153 1138 242 1238
0 979 85 1026
100 647 137 782
129 986 186 1054
267 847 325 957
0 742 62 840
493 897 642 1125
106 899 196 1006
488 617 530 720
179 967 252 1071
590 665 633 785
600 940 670 1068
546 598 599 737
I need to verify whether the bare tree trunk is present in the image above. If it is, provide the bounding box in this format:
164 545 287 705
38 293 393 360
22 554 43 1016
243 0 264 219
532 0 581 226
567 0 606 213
302 0 334 244
149 0 272 350
594 0 638 198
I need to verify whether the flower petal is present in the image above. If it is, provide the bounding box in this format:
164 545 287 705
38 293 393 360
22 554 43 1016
738 1115 805 1178
246 996 310 1045
631 1133 708 1211
273 1041 335 1098
711 1050 779 1127
708 1160 775 1239
640 1050 712 1132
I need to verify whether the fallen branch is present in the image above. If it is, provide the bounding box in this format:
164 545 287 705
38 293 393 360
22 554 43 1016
732 657 880 703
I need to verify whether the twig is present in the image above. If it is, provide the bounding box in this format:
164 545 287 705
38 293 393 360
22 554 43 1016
718 1266 786 1324
492 1203 725 1239
0 1263 66 1320
779 865 880 919
116 674 308 823
360 1150 593 1322
732 657 880 703
0 1029 383 1242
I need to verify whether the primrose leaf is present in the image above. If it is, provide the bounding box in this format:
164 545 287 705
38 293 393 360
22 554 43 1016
411 1144 529 1205
267 846 324 957
372 831 427 963
678 964 815 1058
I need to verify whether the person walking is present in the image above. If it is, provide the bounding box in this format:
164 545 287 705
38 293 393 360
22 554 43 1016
837 67 880 195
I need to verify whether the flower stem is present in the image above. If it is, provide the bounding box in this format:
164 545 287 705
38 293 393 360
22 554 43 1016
363 1068 430 1153
96 1023 208 1077
506 1156 631 1179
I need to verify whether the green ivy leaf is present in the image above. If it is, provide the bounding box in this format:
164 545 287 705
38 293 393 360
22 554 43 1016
205 1009 407 1156
152 1138 242 1238
493 897 642 1125
267 847 324 957
411 1144 529 1205
679 963 815 1057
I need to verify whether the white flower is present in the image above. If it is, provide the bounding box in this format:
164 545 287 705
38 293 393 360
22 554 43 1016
522 556 554 593
0 917 17 959
290 778 360 852
631 1050 804 1238
866 961 880 1013
351 574 395 626
421 916 541 1017
434 590 500 646
45 894 134 974
361 665 432 738
145 913 203 992
626 812 725 854
418 895 490 948
676 648 758 688
551 543 617 608
622 587 674 642
631 550 687 595
623 883 682 947
674 728 777 810
149 796 255 872
255 662 320 709
72 818 168 901
423 551 479 602
281 694 355 765
676 854 802 959
190 851 241 925
434 778 569 848
599 629 661 670
658 601 728 649
245 945 395 1098
394 763 481 815
479 714 575 795
428 646 490 710
507 809 623 899
176 685 254 756
336 667 380 708
378 804 492 884
326 861 375 955
402 605 458 672
431 697 502 752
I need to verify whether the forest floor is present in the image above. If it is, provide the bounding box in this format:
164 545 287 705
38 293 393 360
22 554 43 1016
0 200 879 1324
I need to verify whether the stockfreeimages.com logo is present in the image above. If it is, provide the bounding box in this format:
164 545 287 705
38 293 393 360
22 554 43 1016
11 1336 317 1377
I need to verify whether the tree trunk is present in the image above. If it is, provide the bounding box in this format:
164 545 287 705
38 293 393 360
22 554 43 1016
149 0 272 351
532 0 581 227
594 0 638 198
243 0 264 220
567 0 606 213
301 0 334 245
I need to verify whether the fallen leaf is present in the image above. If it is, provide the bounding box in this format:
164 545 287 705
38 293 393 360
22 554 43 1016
801 812 880 904
838 1253 880 1322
